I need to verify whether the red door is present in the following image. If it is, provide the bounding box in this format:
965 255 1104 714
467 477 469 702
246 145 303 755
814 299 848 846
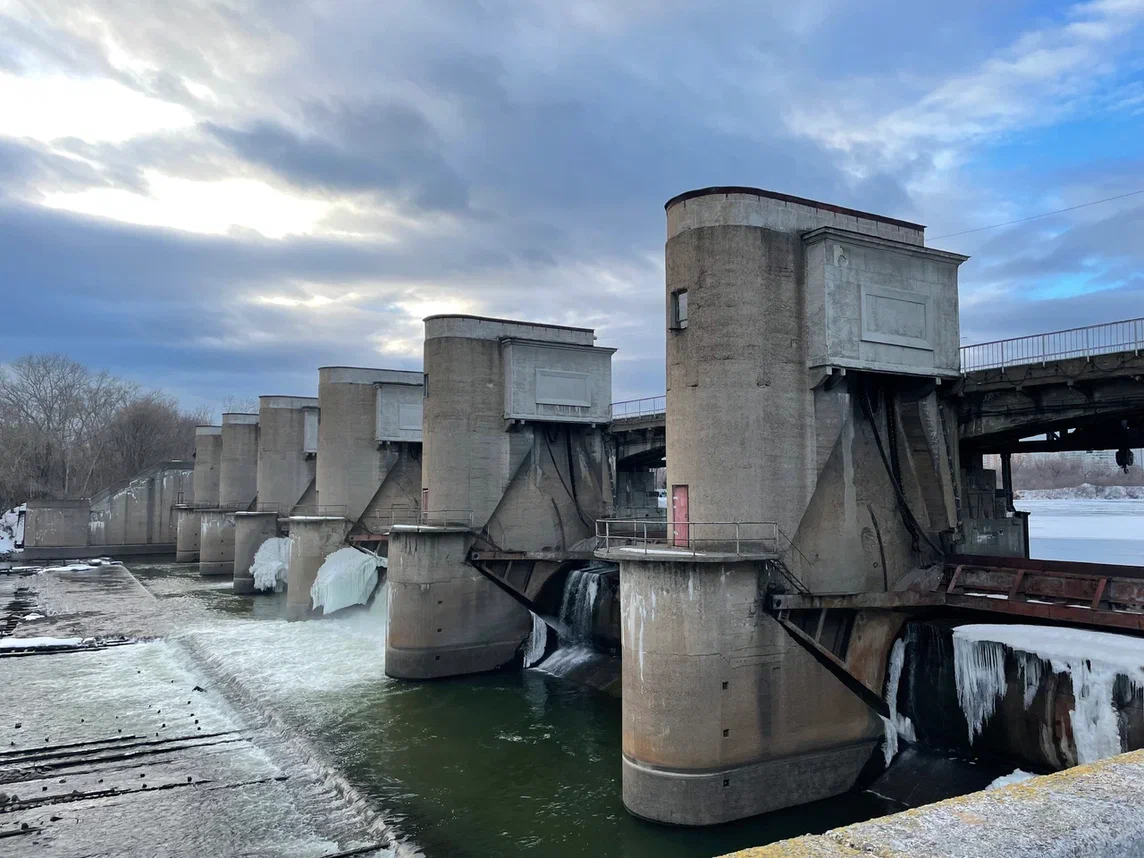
671 485 689 547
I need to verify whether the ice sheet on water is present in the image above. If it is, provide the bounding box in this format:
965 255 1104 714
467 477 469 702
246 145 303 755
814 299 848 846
252 537 292 592
953 624 1144 764
310 547 382 615
522 612 548 668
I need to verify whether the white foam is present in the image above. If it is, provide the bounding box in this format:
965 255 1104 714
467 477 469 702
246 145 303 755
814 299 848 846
523 612 548 668
953 624 1144 764
252 537 292 592
310 547 382 615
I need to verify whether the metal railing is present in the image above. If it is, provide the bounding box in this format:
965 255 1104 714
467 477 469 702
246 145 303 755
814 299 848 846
961 317 1144 372
610 396 666 420
360 507 421 531
595 519 780 557
288 504 348 518
417 509 474 529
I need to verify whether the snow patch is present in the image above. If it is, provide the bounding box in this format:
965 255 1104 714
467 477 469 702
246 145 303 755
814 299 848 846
1017 485 1144 501
252 537 292 592
522 612 548 668
310 547 383 615
0 636 86 649
953 624 1144 764
987 768 1037 790
0 505 24 555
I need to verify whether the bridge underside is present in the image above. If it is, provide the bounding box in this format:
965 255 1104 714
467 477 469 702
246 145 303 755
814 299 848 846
958 351 1144 453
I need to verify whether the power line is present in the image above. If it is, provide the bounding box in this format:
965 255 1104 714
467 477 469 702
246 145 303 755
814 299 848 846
931 187 1144 240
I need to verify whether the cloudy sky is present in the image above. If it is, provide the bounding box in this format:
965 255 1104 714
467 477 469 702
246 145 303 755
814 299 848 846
1 0 1142 411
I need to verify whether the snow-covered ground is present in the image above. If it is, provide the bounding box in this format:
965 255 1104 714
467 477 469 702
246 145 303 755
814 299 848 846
1016 484 1144 500
0 504 24 555
1016 498 1144 566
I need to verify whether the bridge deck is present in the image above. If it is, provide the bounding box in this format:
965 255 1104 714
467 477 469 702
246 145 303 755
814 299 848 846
771 554 1144 634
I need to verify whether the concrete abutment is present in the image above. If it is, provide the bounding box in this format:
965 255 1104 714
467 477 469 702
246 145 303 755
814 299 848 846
233 511 280 594
285 517 350 621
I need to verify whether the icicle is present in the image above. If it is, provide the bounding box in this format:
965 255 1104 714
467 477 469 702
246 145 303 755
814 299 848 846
882 637 916 766
252 537 292 592
953 634 1007 743
953 624 1144 764
523 613 548 668
310 547 381 615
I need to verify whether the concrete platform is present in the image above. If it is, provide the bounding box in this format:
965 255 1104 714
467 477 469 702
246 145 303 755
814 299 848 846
721 750 1144 858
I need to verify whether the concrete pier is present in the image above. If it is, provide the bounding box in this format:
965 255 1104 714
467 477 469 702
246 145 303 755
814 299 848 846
316 367 423 522
175 506 201 562
386 314 615 679
233 511 280 594
608 187 969 825
219 412 259 508
257 395 318 515
199 508 236 577
285 516 350 621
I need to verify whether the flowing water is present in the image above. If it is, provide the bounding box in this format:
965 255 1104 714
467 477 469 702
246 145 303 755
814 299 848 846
125 564 892 858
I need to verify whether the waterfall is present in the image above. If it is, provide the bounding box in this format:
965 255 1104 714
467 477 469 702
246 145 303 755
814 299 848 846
523 612 548 668
559 568 600 644
531 566 605 677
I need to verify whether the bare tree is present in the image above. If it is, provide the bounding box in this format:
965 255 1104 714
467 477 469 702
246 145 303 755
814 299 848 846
0 354 208 511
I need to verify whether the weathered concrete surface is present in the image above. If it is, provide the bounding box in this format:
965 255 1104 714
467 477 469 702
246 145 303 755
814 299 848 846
175 506 201 562
387 315 615 678
257 395 318 514
233 511 279 594
386 527 528 678
88 460 192 549
219 413 259 508
198 509 235 577
618 557 880 826
192 425 222 506
316 367 422 522
285 516 349 621
720 750 1144 858
0 564 390 857
21 499 89 549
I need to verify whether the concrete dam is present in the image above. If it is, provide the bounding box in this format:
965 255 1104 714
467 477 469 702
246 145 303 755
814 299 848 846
9 186 1144 855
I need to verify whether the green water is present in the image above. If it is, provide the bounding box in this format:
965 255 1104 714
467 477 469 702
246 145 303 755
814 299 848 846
136 563 895 857
325 670 892 858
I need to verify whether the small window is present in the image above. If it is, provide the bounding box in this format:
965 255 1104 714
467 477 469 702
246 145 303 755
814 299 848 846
423 373 429 398
671 290 689 330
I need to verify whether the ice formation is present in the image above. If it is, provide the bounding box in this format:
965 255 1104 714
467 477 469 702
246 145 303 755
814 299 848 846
252 537 292 592
0 636 85 649
987 768 1036 789
0 505 23 555
522 612 548 668
953 624 1144 764
881 637 917 766
310 547 382 615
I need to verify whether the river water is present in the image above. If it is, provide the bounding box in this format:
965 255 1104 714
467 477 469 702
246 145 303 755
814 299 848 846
126 566 892 858
1018 499 1144 566
119 498 1142 856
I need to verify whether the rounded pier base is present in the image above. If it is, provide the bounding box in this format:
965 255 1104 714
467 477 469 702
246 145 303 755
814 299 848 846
175 507 201 563
233 511 279 594
284 517 349 621
615 555 880 826
198 509 236 577
385 527 530 679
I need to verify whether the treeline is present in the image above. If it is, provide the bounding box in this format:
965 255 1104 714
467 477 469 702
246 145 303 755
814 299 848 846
1008 452 1143 490
0 354 210 511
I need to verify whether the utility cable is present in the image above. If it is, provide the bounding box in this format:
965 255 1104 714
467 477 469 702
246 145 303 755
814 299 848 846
932 188 1144 240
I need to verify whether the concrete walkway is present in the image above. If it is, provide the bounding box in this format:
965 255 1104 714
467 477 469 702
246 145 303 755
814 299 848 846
722 750 1144 858
0 562 391 857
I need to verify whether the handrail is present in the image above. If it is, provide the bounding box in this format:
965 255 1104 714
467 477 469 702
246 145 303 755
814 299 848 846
610 396 666 420
595 519 779 557
961 316 1144 371
418 509 474 529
